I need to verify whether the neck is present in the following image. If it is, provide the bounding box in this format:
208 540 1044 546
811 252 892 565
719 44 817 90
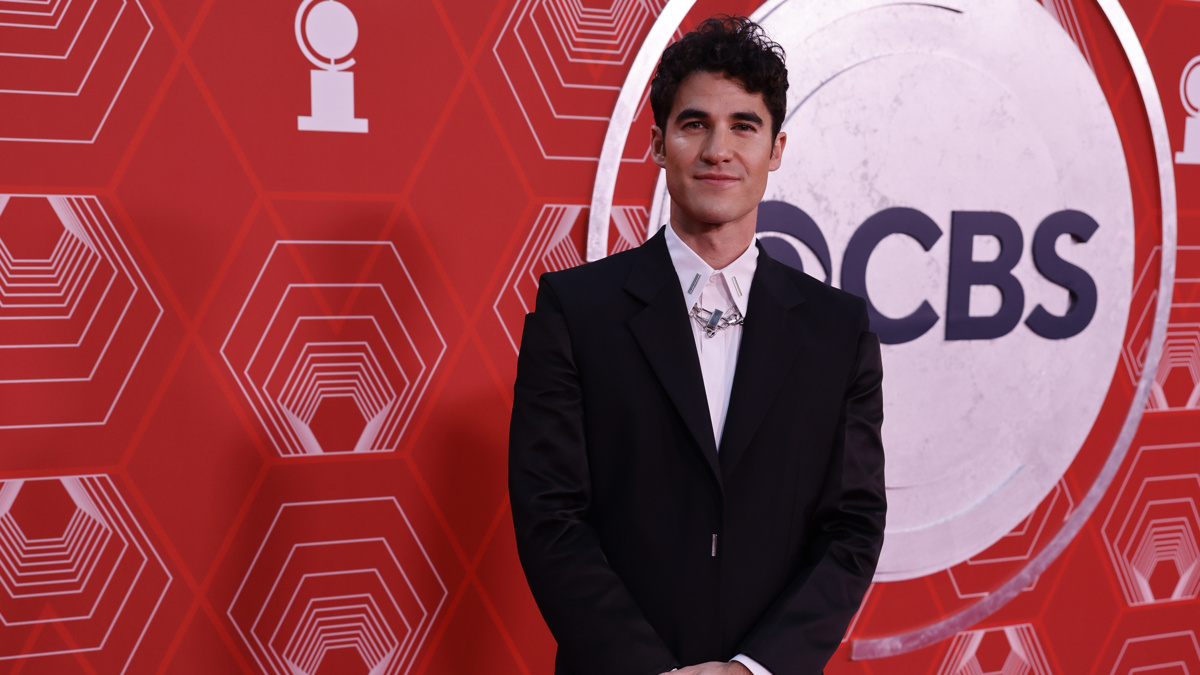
669 218 756 269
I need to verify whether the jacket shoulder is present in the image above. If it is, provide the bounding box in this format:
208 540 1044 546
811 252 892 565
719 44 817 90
770 257 869 330
537 244 643 306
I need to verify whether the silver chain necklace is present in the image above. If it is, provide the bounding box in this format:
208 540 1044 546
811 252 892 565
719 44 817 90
690 304 745 338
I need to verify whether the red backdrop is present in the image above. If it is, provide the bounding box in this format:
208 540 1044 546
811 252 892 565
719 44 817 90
0 0 1198 672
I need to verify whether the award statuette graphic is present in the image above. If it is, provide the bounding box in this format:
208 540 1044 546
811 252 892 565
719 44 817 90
1176 55 1200 164
296 0 368 133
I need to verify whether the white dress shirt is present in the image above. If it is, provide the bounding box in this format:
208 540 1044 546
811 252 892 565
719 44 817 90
663 224 773 675
664 223 756 445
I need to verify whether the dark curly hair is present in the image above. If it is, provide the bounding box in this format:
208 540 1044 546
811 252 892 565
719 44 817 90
650 15 788 139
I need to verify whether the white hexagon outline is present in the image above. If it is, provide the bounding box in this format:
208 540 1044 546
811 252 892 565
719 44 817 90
537 0 655 66
0 0 71 32
274 341 403 452
0 0 153 143
221 241 446 458
0 475 172 673
1109 630 1200 674
0 196 127 350
267 566 414 673
493 0 662 161
0 480 125 623
945 480 1074 600
257 302 417 455
228 497 448 675
1145 246 1200 411
0 506 113 594
0 212 102 315
1101 442 1200 606
0 195 162 429
1148 323 1200 410
493 203 646 353
936 623 1053 675
281 592 403 673
263 313 413 455
1 0 115 62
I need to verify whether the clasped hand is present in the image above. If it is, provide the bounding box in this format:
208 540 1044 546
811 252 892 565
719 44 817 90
660 662 752 675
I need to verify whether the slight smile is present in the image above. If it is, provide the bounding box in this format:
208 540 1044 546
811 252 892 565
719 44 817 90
694 173 739 185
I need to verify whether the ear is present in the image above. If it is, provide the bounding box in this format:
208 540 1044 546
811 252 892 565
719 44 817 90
769 130 787 171
651 126 667 169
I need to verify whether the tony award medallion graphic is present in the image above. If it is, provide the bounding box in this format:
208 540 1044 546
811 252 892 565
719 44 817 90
1176 55 1200 164
296 0 369 133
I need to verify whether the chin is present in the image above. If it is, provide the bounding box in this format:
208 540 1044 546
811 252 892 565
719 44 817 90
673 197 756 230
701 209 751 228
685 204 739 225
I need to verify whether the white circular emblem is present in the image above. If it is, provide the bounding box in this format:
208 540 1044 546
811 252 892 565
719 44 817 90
652 0 1135 580
598 0 1174 654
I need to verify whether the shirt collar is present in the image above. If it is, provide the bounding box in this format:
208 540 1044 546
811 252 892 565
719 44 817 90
663 223 758 317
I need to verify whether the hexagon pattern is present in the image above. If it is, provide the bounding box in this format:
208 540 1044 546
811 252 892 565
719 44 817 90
1122 246 1162 395
2 0 1197 672
1148 324 1200 409
1109 631 1200 673
228 498 447 675
221 241 446 456
493 0 668 161
946 479 1074 599
0 475 171 671
0 194 162 428
494 203 647 351
936 624 1053 675
0 0 152 142
1103 443 1200 606
1147 247 1200 411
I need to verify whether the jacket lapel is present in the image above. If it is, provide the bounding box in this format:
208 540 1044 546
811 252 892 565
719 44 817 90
718 247 806 478
625 231 722 485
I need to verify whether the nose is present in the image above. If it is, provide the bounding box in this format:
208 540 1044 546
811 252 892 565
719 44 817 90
701 129 733 163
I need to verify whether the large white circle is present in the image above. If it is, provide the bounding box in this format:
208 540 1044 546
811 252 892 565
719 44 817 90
305 0 358 62
732 0 1133 580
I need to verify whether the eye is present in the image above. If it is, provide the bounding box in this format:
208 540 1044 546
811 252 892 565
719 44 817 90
683 120 705 129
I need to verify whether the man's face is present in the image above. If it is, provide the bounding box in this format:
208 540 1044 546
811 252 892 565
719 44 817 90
651 70 786 236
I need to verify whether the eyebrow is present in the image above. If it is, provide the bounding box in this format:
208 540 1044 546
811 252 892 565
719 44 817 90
674 108 709 124
731 111 764 125
673 108 764 126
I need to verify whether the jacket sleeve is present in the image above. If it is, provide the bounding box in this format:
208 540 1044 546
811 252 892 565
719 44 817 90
509 278 679 675
736 310 886 674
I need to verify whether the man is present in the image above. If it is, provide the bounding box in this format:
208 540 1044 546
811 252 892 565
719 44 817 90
509 16 885 675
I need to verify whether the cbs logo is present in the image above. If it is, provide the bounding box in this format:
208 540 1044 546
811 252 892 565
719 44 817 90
758 202 1100 344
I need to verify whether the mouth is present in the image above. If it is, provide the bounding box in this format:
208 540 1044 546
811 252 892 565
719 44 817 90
694 173 739 185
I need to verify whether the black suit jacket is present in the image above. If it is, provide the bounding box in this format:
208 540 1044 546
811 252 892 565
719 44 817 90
509 228 886 675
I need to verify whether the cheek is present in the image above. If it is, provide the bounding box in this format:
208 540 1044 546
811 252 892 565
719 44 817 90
667 137 695 156
662 172 689 198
